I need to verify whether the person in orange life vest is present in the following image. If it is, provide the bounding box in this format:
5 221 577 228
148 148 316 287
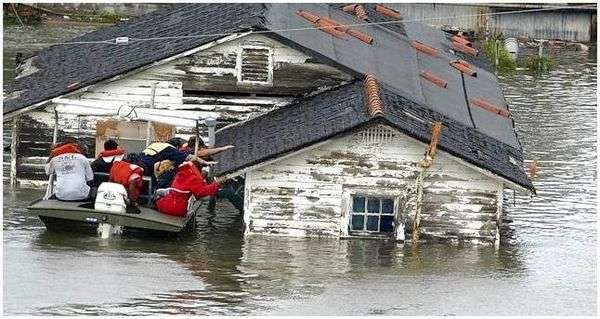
91 139 125 173
46 140 94 201
109 160 144 214
48 139 82 159
155 161 227 217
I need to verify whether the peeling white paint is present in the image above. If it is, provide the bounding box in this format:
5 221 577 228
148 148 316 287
244 124 504 243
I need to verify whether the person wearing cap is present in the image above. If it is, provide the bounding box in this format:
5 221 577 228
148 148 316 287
46 140 94 201
91 139 125 173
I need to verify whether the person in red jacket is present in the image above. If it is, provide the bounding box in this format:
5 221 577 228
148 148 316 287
109 160 144 214
155 161 226 217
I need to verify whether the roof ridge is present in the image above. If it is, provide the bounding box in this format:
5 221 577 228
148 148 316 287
363 74 384 117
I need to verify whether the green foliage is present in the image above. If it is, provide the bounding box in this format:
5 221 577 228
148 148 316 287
98 11 123 23
483 35 516 75
519 56 555 76
3 11 42 26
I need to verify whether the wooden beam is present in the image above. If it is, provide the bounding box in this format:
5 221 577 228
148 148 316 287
52 107 59 145
10 116 20 188
413 121 443 243
146 82 157 146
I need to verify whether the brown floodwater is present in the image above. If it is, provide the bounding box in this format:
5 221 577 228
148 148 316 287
2 25 597 315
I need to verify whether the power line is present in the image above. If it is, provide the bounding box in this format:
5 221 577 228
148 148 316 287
6 4 597 48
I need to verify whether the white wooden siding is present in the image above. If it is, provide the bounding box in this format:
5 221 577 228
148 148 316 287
244 124 504 243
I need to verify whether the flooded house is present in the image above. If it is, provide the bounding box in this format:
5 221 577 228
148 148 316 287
3 3 534 243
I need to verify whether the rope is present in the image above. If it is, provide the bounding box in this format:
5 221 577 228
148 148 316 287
6 4 596 48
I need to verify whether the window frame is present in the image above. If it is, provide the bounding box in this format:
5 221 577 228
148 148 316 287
340 187 405 241
350 196 396 234
236 44 274 86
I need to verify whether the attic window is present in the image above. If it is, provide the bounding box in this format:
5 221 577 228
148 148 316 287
236 45 273 86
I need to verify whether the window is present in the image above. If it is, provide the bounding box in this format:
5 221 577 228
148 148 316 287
236 46 273 86
350 196 395 233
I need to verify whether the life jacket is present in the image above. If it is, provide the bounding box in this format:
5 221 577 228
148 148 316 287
109 160 144 186
155 161 220 217
50 143 81 157
142 142 173 156
99 147 125 158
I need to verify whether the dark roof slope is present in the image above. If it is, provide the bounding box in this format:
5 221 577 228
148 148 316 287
3 3 266 114
4 3 531 189
213 80 534 192
5 3 519 149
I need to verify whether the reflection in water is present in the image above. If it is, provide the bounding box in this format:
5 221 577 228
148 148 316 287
2 24 597 315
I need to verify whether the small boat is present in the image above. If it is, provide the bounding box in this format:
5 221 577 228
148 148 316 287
28 197 198 236
28 173 203 237
24 102 218 238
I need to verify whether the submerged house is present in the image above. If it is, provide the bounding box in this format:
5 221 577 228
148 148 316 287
3 4 534 243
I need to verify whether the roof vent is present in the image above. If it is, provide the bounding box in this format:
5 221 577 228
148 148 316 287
296 10 373 45
450 60 477 77
375 4 402 20
237 46 273 86
420 71 448 88
471 98 511 118
452 41 479 56
347 29 374 45
451 35 472 47
411 41 438 57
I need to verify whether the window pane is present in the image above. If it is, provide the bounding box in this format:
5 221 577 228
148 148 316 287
367 198 380 214
381 199 394 215
352 197 365 213
366 215 379 231
380 215 394 232
351 214 364 230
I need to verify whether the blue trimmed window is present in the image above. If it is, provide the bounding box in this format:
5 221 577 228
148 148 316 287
350 196 395 233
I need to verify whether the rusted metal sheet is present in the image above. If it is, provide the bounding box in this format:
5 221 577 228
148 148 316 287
244 124 504 243
388 3 594 42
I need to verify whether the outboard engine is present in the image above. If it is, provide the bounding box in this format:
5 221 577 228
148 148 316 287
95 182 127 214
95 182 127 238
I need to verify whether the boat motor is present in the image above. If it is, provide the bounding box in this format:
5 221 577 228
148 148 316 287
95 182 128 214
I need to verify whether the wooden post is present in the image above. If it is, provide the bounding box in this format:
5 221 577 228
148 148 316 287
206 117 217 147
52 108 59 145
412 121 443 243
145 82 157 146
194 118 200 155
10 116 20 188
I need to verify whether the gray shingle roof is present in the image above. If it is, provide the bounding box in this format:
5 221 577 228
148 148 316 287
3 3 532 190
212 81 534 192
3 3 266 114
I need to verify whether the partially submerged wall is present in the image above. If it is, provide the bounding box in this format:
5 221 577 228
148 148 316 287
244 124 503 243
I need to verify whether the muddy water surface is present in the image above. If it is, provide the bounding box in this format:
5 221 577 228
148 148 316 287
3 25 597 315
